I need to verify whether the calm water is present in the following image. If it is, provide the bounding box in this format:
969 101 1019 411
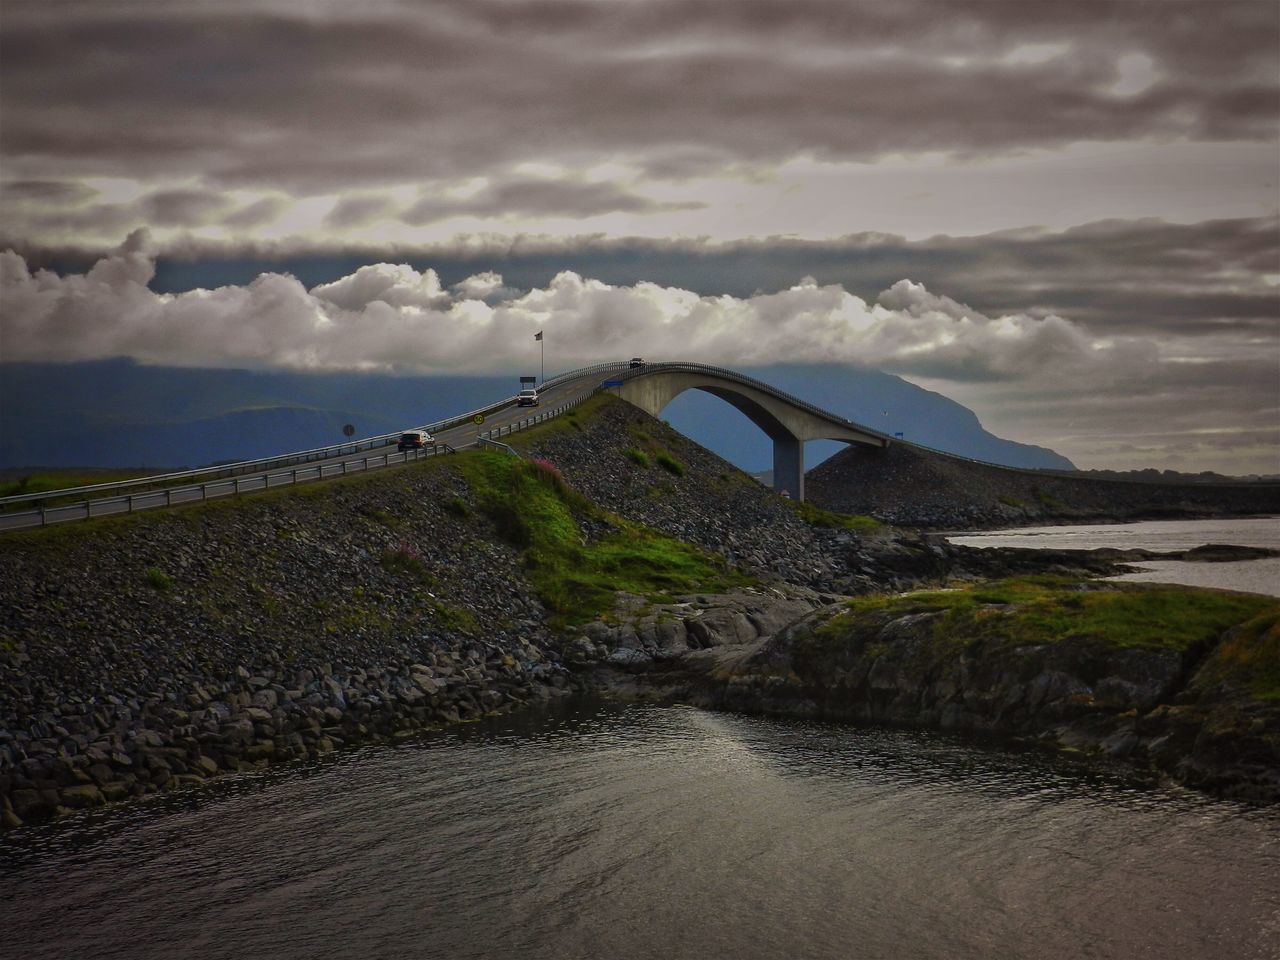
947 517 1280 597
3 702 1278 960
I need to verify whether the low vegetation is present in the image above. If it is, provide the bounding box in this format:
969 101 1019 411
655 452 685 476
459 450 748 626
817 576 1277 655
143 566 174 592
1198 609 1280 701
789 499 881 532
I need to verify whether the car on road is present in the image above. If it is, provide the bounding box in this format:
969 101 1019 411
517 388 540 407
397 430 434 451
629 357 646 368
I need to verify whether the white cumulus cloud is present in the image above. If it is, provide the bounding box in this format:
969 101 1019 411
1 239 1148 387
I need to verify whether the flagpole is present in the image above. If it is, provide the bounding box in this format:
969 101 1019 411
541 333 545 384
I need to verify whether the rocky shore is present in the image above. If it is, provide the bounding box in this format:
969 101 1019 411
584 579 1280 803
2 395 1276 827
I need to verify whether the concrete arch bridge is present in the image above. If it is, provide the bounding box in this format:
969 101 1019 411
548 361 892 501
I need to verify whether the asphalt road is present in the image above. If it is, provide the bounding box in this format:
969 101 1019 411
0 373 606 532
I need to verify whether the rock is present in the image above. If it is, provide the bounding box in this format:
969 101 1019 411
58 784 105 809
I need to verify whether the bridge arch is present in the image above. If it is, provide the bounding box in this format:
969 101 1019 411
611 365 888 501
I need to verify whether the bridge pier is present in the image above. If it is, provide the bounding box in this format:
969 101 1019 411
772 435 804 502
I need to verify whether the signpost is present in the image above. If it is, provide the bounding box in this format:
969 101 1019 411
342 424 355 438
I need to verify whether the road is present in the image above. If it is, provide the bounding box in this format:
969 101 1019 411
0 373 605 532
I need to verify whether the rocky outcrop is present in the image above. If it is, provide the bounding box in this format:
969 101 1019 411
559 587 828 673
807 441 1280 528
656 595 1280 803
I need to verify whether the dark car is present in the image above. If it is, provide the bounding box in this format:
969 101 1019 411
629 357 646 368
517 388 540 407
397 430 434 451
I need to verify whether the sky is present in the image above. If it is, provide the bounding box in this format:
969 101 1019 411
1 0 1278 474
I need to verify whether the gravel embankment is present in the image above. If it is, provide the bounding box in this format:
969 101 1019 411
807 441 1280 528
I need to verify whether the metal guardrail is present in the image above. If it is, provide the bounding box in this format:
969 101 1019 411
476 438 520 457
478 388 601 444
0 395 520 513
2 443 458 529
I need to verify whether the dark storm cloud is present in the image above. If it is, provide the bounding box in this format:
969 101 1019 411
222 196 287 230
325 195 396 228
140 189 231 226
402 177 705 225
0 180 97 205
3 1 1275 190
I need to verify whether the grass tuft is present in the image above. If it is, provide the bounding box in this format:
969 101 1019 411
143 566 174 592
790 500 882 532
655 452 685 476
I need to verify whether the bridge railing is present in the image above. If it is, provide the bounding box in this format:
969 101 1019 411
0 394 520 513
477 384 606 445
0 443 458 530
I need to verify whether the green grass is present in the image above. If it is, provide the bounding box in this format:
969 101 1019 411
655 452 685 476
790 499 882 532
819 577 1277 655
1199 609 1280 701
624 448 651 468
0 469 160 499
143 566 174 592
459 450 748 626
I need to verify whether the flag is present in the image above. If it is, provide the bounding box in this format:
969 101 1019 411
534 331 543 341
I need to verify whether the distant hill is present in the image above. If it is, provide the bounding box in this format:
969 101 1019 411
0 359 517 470
661 364 1075 471
0 359 1075 472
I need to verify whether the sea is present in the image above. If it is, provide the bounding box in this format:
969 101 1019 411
945 517 1280 598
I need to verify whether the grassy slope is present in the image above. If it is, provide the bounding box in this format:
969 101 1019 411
457 448 749 627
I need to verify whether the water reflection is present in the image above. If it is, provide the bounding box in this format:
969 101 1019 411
3 701 1277 960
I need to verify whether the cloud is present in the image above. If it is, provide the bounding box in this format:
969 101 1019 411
324 194 396 228
2 2 1274 192
0 238 1181 385
402 177 705 225
222 196 288 229
139 189 231 226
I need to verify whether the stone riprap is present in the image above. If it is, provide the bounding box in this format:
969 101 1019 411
0 461 576 828
807 441 1280 528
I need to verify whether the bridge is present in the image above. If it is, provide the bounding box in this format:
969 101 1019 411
0 359 895 530
601 362 889 499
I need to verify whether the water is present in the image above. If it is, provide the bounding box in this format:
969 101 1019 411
3 702 1278 960
946 517 1280 597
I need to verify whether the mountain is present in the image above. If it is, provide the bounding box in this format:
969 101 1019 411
0 359 1074 471
660 364 1075 471
0 359 517 470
